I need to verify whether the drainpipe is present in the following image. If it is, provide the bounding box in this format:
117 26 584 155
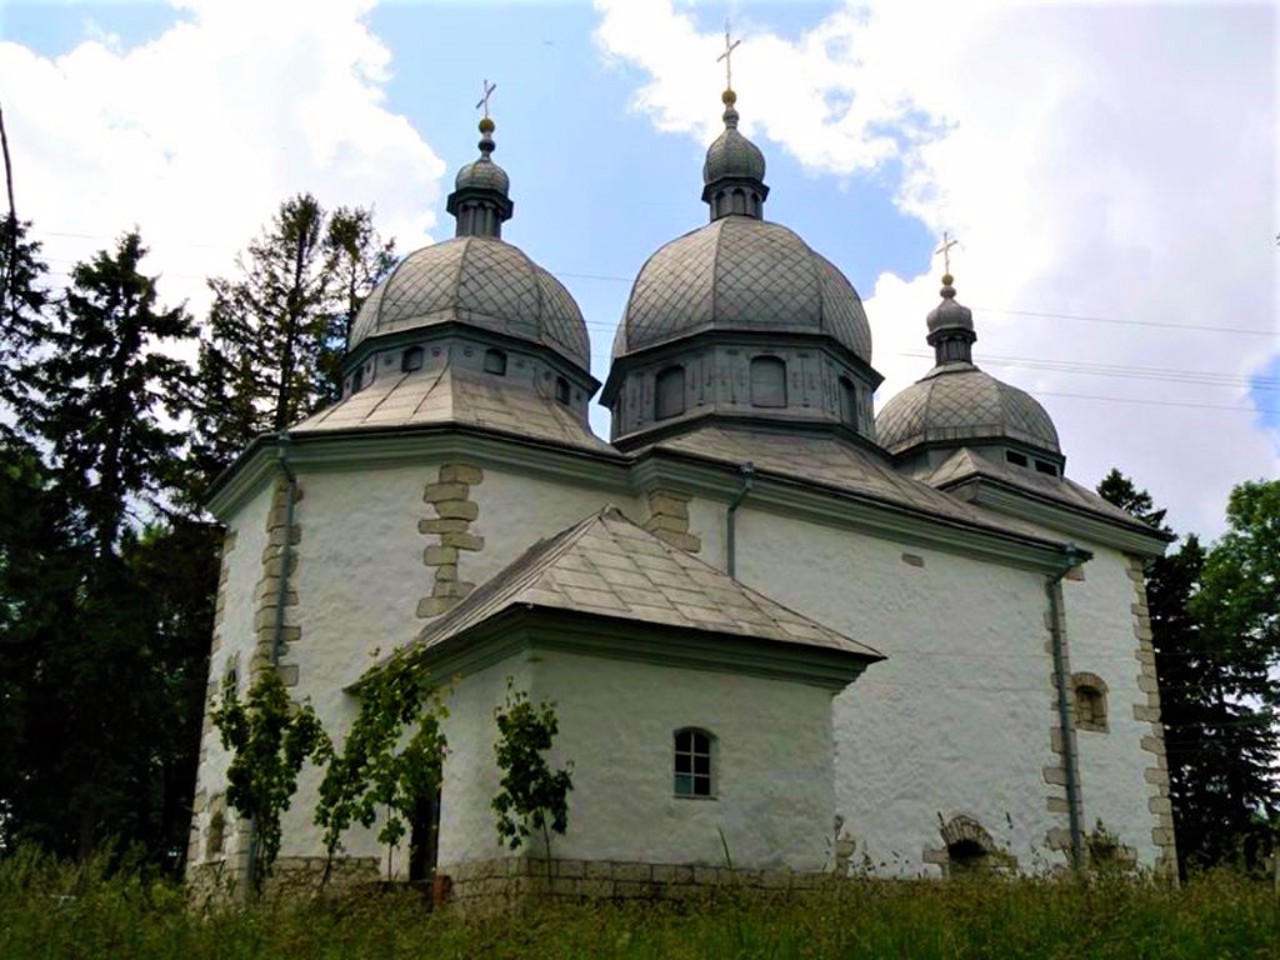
725 462 755 578
1048 542 1085 868
248 431 298 897
271 431 297 668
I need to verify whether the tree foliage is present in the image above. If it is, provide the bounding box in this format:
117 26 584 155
1099 470 1279 874
314 652 448 881
211 669 329 894
190 196 394 500
491 679 573 856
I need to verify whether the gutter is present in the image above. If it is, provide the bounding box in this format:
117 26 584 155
1047 542 1085 867
725 462 755 578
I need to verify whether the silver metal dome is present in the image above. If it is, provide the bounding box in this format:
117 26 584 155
876 365 1060 455
454 155 510 195
613 216 872 363
349 236 590 371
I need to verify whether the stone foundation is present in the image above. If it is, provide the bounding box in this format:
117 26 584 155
441 857 825 911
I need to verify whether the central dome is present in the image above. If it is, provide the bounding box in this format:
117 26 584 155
612 216 872 363
349 236 590 371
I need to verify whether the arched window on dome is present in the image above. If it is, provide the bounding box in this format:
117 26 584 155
730 188 747 216
839 376 858 427
655 366 686 420
750 356 787 408
555 375 571 406
401 346 424 373
484 349 507 376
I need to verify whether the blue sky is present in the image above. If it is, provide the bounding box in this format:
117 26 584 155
0 0 1275 537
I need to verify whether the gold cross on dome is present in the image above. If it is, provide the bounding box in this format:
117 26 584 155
475 79 497 118
717 21 741 91
935 231 960 274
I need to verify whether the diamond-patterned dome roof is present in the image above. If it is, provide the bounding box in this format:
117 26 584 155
703 125 765 185
613 217 872 363
349 237 590 371
455 155 510 195
876 365 1060 455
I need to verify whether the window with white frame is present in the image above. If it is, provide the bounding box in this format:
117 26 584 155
674 728 714 798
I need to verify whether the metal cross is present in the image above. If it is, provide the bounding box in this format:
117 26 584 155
717 21 741 90
935 231 960 274
475 79 497 119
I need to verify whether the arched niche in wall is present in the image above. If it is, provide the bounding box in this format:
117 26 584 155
655 365 686 420
750 356 787 408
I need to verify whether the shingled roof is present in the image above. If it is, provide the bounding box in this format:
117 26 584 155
397 505 882 665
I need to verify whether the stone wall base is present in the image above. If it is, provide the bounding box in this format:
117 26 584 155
186 856 380 907
440 857 826 912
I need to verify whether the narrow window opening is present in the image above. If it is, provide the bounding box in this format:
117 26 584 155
484 348 507 376
401 346 424 373
554 376 570 406
1005 450 1028 468
655 366 686 420
351 368 364 394
750 356 787 408
1034 459 1058 476
839 376 858 427
674 729 713 798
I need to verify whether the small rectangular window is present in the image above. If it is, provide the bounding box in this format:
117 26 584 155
1005 451 1028 468
1035 460 1058 476
674 729 713 797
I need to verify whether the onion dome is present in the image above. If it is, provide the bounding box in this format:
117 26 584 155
611 216 872 363
347 114 591 372
876 274 1060 458
703 91 766 188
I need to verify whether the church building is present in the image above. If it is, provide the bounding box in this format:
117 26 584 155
187 82 1175 901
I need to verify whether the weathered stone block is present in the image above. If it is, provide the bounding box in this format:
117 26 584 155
419 517 471 535
277 664 299 687
433 499 480 521
442 532 485 551
579 879 615 898
614 880 655 899
692 866 718 886
1042 765 1068 786
652 530 701 553
647 491 690 519
440 464 484 485
424 482 470 503
417 597 454 618
433 580 474 600
424 545 460 566
613 862 652 883
555 860 585 879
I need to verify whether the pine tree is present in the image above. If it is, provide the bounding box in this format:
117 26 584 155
0 215 49 421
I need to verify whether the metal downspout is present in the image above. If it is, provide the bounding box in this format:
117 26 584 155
272 431 297 668
1048 543 1085 867
725 462 755 579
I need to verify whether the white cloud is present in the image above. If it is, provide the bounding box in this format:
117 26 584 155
594 0 1278 537
0 0 444 319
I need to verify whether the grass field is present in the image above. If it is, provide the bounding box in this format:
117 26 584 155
2 851 1277 959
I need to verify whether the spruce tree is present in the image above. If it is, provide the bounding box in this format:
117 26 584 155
191 196 394 498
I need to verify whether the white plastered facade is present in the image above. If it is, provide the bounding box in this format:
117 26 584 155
188 440 1169 884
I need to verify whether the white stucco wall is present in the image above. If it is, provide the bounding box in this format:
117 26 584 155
528 649 835 870
274 460 636 862
1060 542 1162 863
688 499 1065 875
190 481 274 866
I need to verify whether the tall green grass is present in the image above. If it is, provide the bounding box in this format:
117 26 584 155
1 848 1276 959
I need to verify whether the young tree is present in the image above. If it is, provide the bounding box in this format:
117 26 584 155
491 679 573 865
212 669 329 895
0 215 49 419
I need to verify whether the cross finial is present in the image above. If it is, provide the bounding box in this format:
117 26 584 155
475 79 497 119
935 231 960 275
717 20 742 92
